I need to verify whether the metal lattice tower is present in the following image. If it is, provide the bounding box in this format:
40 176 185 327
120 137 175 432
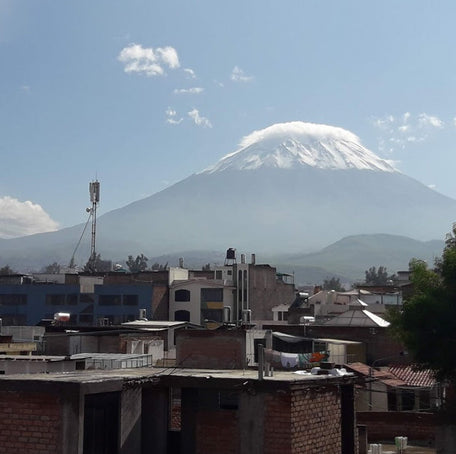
88 180 100 268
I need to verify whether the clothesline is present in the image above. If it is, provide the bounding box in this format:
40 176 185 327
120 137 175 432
264 348 329 369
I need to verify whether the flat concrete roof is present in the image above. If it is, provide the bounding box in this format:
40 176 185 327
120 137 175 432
0 366 354 395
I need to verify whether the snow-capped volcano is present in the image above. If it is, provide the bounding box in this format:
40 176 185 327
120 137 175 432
203 121 396 173
2 120 456 270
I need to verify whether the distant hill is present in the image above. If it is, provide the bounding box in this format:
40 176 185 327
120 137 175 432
141 234 444 286
272 234 444 284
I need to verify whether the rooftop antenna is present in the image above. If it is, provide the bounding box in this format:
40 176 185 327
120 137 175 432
86 180 100 271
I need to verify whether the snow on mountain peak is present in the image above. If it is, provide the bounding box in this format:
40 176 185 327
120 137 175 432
202 121 397 173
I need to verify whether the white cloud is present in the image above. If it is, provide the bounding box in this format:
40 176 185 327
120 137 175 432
118 43 180 77
20 85 31 93
371 112 445 153
173 87 204 95
230 66 254 83
0 196 59 239
239 121 361 149
184 68 196 79
188 109 212 128
165 107 183 125
417 113 444 129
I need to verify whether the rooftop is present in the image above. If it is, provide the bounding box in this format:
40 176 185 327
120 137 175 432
0 366 354 391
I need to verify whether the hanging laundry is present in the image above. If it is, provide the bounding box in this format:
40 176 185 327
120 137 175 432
281 352 298 368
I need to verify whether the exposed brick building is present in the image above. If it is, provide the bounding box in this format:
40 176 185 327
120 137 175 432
0 367 356 454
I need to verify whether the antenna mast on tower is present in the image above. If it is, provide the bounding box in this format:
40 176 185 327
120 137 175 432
87 180 100 271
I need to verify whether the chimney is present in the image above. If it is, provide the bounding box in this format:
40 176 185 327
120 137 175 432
251 253 256 265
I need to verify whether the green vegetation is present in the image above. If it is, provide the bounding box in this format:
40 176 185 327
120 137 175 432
126 254 149 273
0 265 14 275
392 226 456 382
364 266 396 285
322 277 345 292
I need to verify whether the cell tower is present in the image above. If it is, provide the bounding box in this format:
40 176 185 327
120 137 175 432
87 180 100 270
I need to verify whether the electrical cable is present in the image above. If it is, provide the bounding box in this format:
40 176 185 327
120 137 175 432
68 211 92 267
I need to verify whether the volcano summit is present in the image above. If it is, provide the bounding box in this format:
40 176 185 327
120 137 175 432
204 122 395 173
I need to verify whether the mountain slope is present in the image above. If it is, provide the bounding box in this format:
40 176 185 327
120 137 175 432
0 121 454 270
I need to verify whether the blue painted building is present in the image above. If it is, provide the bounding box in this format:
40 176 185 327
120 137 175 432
0 280 155 326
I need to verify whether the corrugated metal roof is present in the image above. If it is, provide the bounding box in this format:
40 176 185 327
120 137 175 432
323 308 390 327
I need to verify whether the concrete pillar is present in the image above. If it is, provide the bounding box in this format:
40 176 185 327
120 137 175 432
239 392 264 454
120 388 142 454
142 387 169 454
61 386 84 454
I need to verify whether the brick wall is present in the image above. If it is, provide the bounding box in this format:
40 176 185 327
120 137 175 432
291 386 342 453
196 410 239 454
176 330 246 369
357 411 436 444
264 393 292 453
151 283 169 320
249 266 296 320
264 386 342 454
0 391 62 454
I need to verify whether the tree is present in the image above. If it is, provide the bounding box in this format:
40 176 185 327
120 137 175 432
83 254 112 273
392 226 456 383
151 262 168 271
202 263 211 271
322 277 345 292
42 262 61 274
364 266 396 285
0 265 14 275
126 254 149 273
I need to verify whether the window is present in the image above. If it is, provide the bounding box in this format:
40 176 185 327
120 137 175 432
175 310 190 322
79 314 93 324
0 294 27 305
67 294 78 305
98 295 121 306
201 308 223 323
175 289 190 302
419 390 431 410
123 295 138 306
0 314 26 325
215 270 222 280
387 390 398 411
201 288 223 303
45 294 66 305
80 293 95 303
401 390 415 411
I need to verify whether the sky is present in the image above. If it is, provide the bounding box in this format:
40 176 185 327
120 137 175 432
2 0 456 238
